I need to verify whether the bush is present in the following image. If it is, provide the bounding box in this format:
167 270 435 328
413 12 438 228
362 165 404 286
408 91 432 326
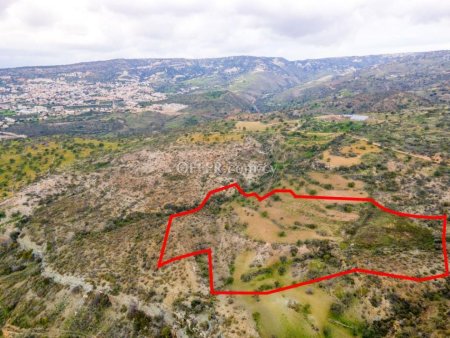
302 304 311 314
290 246 298 256
330 302 344 316
128 306 152 334
323 326 332 338
90 292 111 309
343 204 353 213
252 311 261 324
225 277 234 285
160 326 173 338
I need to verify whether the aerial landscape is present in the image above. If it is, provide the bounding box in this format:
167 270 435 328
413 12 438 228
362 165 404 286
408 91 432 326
0 1 449 337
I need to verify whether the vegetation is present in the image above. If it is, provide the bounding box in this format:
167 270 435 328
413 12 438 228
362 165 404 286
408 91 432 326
0 52 448 337
0 137 122 198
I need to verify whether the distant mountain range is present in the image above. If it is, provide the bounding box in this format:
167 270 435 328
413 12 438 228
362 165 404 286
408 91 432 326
1 50 449 114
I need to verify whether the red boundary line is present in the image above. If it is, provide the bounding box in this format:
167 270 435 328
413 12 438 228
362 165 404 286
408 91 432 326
157 182 449 295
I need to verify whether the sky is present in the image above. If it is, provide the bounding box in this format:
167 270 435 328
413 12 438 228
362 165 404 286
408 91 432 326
0 0 449 68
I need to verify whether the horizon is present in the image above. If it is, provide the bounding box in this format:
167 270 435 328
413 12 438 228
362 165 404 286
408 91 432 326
1 48 449 70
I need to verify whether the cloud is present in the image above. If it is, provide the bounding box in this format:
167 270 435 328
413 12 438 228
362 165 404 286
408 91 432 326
0 0 14 15
0 0 448 67
18 5 56 28
101 0 211 18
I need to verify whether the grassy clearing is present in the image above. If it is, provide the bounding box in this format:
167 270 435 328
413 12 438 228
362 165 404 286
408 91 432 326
233 174 365 242
236 205 330 243
234 121 272 132
232 251 354 337
321 140 381 168
229 250 363 337
295 172 368 199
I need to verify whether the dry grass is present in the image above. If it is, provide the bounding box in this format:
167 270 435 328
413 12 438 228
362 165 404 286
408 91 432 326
304 172 368 199
321 140 381 168
236 206 328 243
235 121 272 131
233 185 363 243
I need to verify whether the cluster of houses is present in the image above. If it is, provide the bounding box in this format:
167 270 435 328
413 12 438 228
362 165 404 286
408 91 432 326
0 72 168 131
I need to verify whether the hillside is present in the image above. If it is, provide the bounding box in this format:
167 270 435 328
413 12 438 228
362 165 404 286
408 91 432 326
0 51 449 337
1 51 449 124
